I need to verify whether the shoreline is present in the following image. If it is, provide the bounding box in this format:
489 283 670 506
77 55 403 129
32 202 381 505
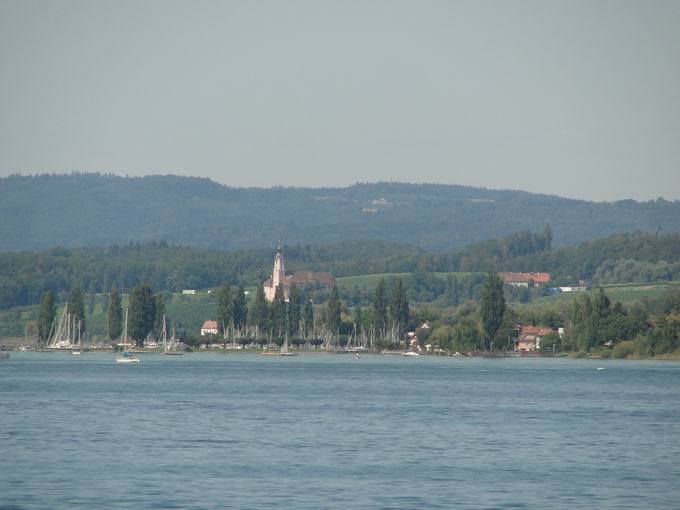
3 347 679 361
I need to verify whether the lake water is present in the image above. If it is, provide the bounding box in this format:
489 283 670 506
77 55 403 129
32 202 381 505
1 352 679 509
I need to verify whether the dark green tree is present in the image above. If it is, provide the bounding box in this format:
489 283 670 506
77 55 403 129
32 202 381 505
128 283 156 346
249 284 270 334
153 294 166 336
596 288 611 318
354 305 363 333
107 283 123 341
543 224 553 250
479 272 506 349
326 284 342 332
37 291 56 344
87 282 96 315
373 278 388 333
215 283 233 333
390 278 410 335
101 290 110 317
232 285 247 329
304 299 314 336
445 274 459 306
288 285 302 337
68 285 86 334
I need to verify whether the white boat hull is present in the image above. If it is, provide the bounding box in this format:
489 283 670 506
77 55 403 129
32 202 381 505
116 357 140 364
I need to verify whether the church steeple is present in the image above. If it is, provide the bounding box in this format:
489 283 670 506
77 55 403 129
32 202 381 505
272 244 285 288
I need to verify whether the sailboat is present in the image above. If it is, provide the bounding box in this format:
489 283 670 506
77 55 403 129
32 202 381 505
164 319 183 356
116 309 140 364
280 334 297 356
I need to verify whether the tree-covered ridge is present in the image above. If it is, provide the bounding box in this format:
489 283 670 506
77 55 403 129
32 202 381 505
2 173 679 252
2 230 680 311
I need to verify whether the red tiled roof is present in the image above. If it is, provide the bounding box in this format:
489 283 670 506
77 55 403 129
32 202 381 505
499 272 551 284
519 325 554 337
202 320 218 329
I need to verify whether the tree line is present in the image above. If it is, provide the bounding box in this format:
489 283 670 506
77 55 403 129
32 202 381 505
6 230 680 311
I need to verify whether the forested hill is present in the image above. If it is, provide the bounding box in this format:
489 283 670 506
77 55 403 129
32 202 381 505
2 173 680 252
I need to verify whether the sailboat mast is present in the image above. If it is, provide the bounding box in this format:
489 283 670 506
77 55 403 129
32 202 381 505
162 314 167 352
123 308 129 350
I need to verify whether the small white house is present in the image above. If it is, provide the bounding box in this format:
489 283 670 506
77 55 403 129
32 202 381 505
182 289 197 295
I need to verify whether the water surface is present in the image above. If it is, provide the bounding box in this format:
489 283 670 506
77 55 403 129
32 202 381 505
1 352 679 509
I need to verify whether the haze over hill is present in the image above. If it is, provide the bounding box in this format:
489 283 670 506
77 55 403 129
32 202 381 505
1 173 679 252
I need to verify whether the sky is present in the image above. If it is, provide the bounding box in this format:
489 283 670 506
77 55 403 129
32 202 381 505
1 0 679 202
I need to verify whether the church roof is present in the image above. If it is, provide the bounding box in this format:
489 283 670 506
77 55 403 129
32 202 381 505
289 271 335 286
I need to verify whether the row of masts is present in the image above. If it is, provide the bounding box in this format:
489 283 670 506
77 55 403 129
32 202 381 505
157 314 179 353
46 305 401 352
220 321 403 351
46 305 178 352
46 302 82 349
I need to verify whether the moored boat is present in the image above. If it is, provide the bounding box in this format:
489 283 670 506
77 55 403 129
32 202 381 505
116 309 140 364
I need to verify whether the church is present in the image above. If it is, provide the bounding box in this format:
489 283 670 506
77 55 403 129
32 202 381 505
263 248 335 301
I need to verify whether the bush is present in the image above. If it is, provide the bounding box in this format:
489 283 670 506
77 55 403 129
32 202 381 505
633 334 653 358
612 340 636 359
591 346 611 359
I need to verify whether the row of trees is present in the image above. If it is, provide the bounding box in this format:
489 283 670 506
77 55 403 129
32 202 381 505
9 229 680 311
37 282 166 346
208 278 413 343
429 283 680 357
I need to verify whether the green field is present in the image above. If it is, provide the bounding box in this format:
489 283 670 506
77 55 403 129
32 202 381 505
336 273 411 289
533 281 680 305
336 272 482 290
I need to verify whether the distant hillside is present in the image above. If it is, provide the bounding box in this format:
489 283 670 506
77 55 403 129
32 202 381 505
1 173 680 251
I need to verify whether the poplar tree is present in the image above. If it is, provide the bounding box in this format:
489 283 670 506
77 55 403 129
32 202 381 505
326 285 342 333
288 285 301 337
445 274 459 306
249 284 270 334
216 283 233 333
87 282 96 315
354 305 363 334
128 283 156 346
107 283 123 341
480 272 506 349
232 285 247 329
153 294 166 336
373 279 388 334
68 285 86 334
303 299 314 336
37 291 56 344
390 278 410 336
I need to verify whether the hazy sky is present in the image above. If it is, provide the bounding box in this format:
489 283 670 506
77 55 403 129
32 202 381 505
1 1 679 201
